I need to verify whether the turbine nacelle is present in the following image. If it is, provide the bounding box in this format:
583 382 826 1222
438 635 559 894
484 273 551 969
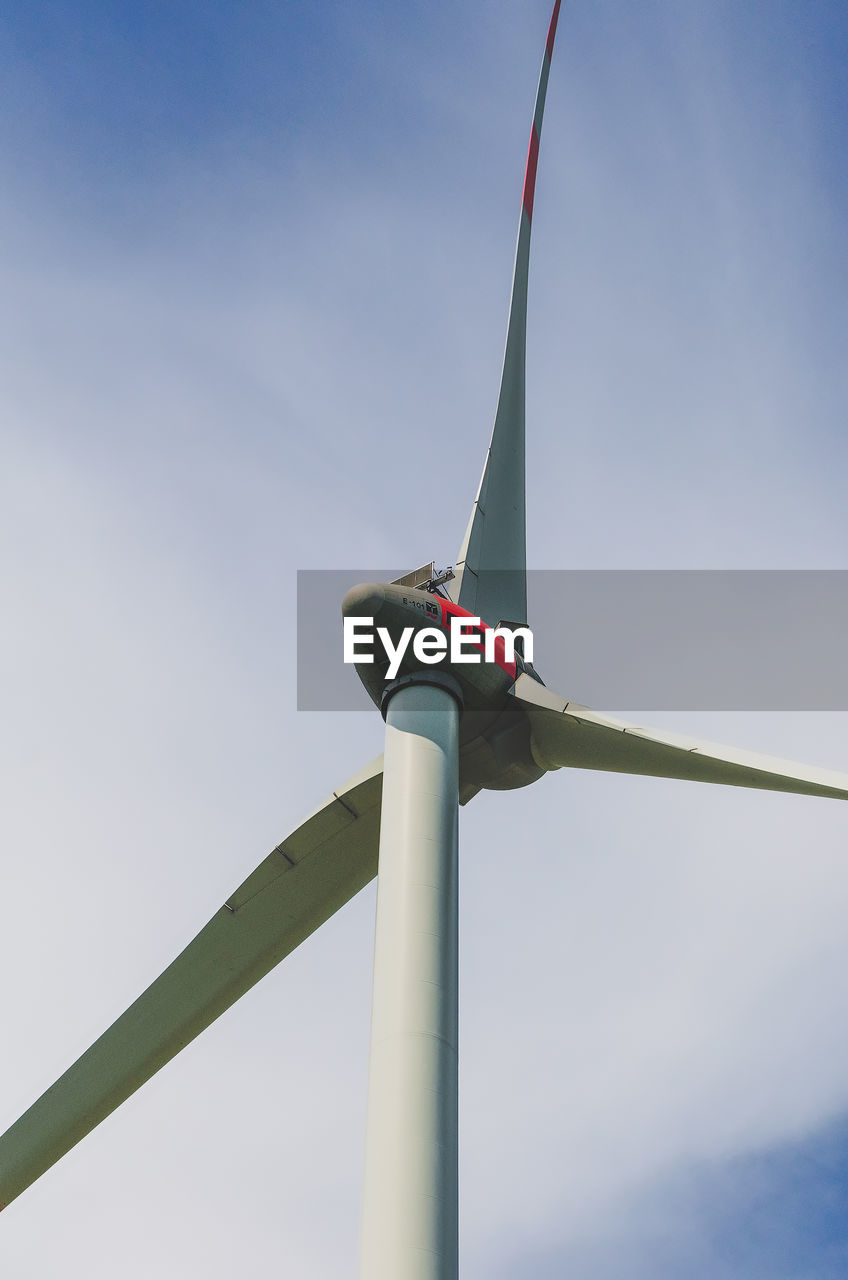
342 582 546 800
342 581 529 714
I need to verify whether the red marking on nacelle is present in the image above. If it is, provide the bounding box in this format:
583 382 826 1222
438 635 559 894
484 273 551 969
435 598 518 679
523 126 540 223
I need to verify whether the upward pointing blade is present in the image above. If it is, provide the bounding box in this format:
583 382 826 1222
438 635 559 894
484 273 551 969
451 0 562 629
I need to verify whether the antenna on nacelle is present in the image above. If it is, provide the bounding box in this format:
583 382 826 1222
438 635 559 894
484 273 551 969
391 562 455 597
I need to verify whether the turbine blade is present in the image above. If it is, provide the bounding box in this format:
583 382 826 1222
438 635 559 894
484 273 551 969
513 675 848 800
451 0 562 629
0 756 384 1211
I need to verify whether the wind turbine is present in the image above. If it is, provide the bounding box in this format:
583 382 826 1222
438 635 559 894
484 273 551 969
2 2 847 1276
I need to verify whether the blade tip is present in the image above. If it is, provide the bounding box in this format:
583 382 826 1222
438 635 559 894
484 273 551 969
546 0 562 62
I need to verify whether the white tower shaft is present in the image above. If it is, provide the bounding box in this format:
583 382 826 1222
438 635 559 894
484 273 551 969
358 678 460 1280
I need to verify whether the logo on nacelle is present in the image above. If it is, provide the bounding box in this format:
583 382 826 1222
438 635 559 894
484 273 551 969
402 596 440 619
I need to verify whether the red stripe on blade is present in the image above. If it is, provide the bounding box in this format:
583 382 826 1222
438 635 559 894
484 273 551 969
546 0 562 62
523 125 540 222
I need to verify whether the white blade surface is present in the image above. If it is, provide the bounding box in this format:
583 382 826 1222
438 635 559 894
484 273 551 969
451 0 562 630
0 756 383 1211
514 674 848 800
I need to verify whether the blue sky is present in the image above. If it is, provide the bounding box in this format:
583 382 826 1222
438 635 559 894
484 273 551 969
2 2 848 1276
